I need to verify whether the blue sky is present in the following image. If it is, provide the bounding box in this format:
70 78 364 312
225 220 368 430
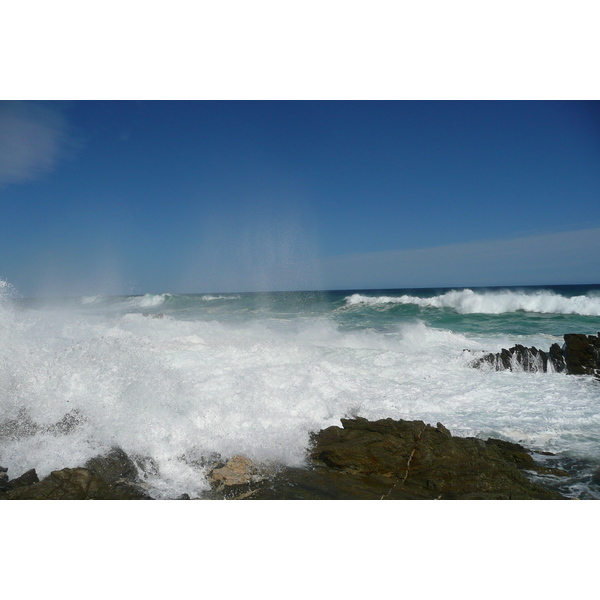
1 100 599 297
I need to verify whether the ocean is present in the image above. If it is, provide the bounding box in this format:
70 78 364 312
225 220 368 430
1 280 599 499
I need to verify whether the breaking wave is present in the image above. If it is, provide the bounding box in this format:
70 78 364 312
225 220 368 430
201 294 241 301
123 293 171 308
345 289 600 316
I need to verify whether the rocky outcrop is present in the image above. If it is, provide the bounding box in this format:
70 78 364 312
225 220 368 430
563 333 600 375
471 333 600 376
84 447 140 483
0 421 569 500
246 417 567 500
0 447 152 500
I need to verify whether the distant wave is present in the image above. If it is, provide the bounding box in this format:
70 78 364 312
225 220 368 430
345 289 600 316
122 293 172 309
201 294 241 301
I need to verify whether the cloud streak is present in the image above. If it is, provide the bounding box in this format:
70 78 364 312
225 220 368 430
315 227 600 290
178 227 600 293
0 101 72 186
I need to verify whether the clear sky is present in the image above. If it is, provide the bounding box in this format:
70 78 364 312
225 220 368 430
1 100 599 297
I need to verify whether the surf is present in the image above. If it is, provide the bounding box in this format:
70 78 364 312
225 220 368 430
345 288 600 316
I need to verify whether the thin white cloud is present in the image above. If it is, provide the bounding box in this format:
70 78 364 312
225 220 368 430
316 228 600 289
0 101 72 186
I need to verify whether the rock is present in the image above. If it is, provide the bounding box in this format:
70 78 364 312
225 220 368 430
436 422 452 438
249 418 566 500
0 409 38 440
6 468 39 491
0 466 8 494
83 447 154 499
84 447 139 483
470 332 600 376
563 333 600 376
0 467 152 500
0 420 570 500
43 409 86 435
548 343 566 372
209 455 258 486
472 344 549 372
203 455 276 499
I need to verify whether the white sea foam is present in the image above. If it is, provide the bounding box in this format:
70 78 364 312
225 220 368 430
124 293 171 308
201 294 241 301
346 289 600 315
1 280 599 498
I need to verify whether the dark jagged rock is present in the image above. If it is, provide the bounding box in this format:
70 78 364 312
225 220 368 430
0 423 569 500
548 343 566 372
5 468 39 491
0 409 85 440
0 447 153 500
474 344 549 372
0 466 8 494
84 447 140 483
471 332 600 376
247 417 566 500
0 467 152 500
563 333 600 375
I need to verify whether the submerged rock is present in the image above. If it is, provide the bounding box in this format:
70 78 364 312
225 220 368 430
0 408 86 440
470 332 600 376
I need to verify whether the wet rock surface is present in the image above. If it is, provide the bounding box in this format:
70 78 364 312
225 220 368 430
203 455 269 499
470 332 600 377
0 466 8 494
0 420 569 500
246 418 566 500
0 447 152 500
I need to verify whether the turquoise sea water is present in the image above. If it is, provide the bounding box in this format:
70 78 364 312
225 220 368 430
2 282 600 498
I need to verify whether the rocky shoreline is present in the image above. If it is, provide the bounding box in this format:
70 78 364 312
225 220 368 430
1 417 569 500
469 332 600 376
5 331 598 501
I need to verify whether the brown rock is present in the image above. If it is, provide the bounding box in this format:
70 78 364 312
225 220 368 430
250 418 566 500
6 468 40 490
0 467 152 500
209 455 262 487
84 447 139 483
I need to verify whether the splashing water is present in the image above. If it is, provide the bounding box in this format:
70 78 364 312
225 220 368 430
1 281 600 498
345 288 600 315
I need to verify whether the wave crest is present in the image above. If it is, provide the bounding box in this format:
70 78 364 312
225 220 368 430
345 289 600 316
122 293 171 308
201 294 241 301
